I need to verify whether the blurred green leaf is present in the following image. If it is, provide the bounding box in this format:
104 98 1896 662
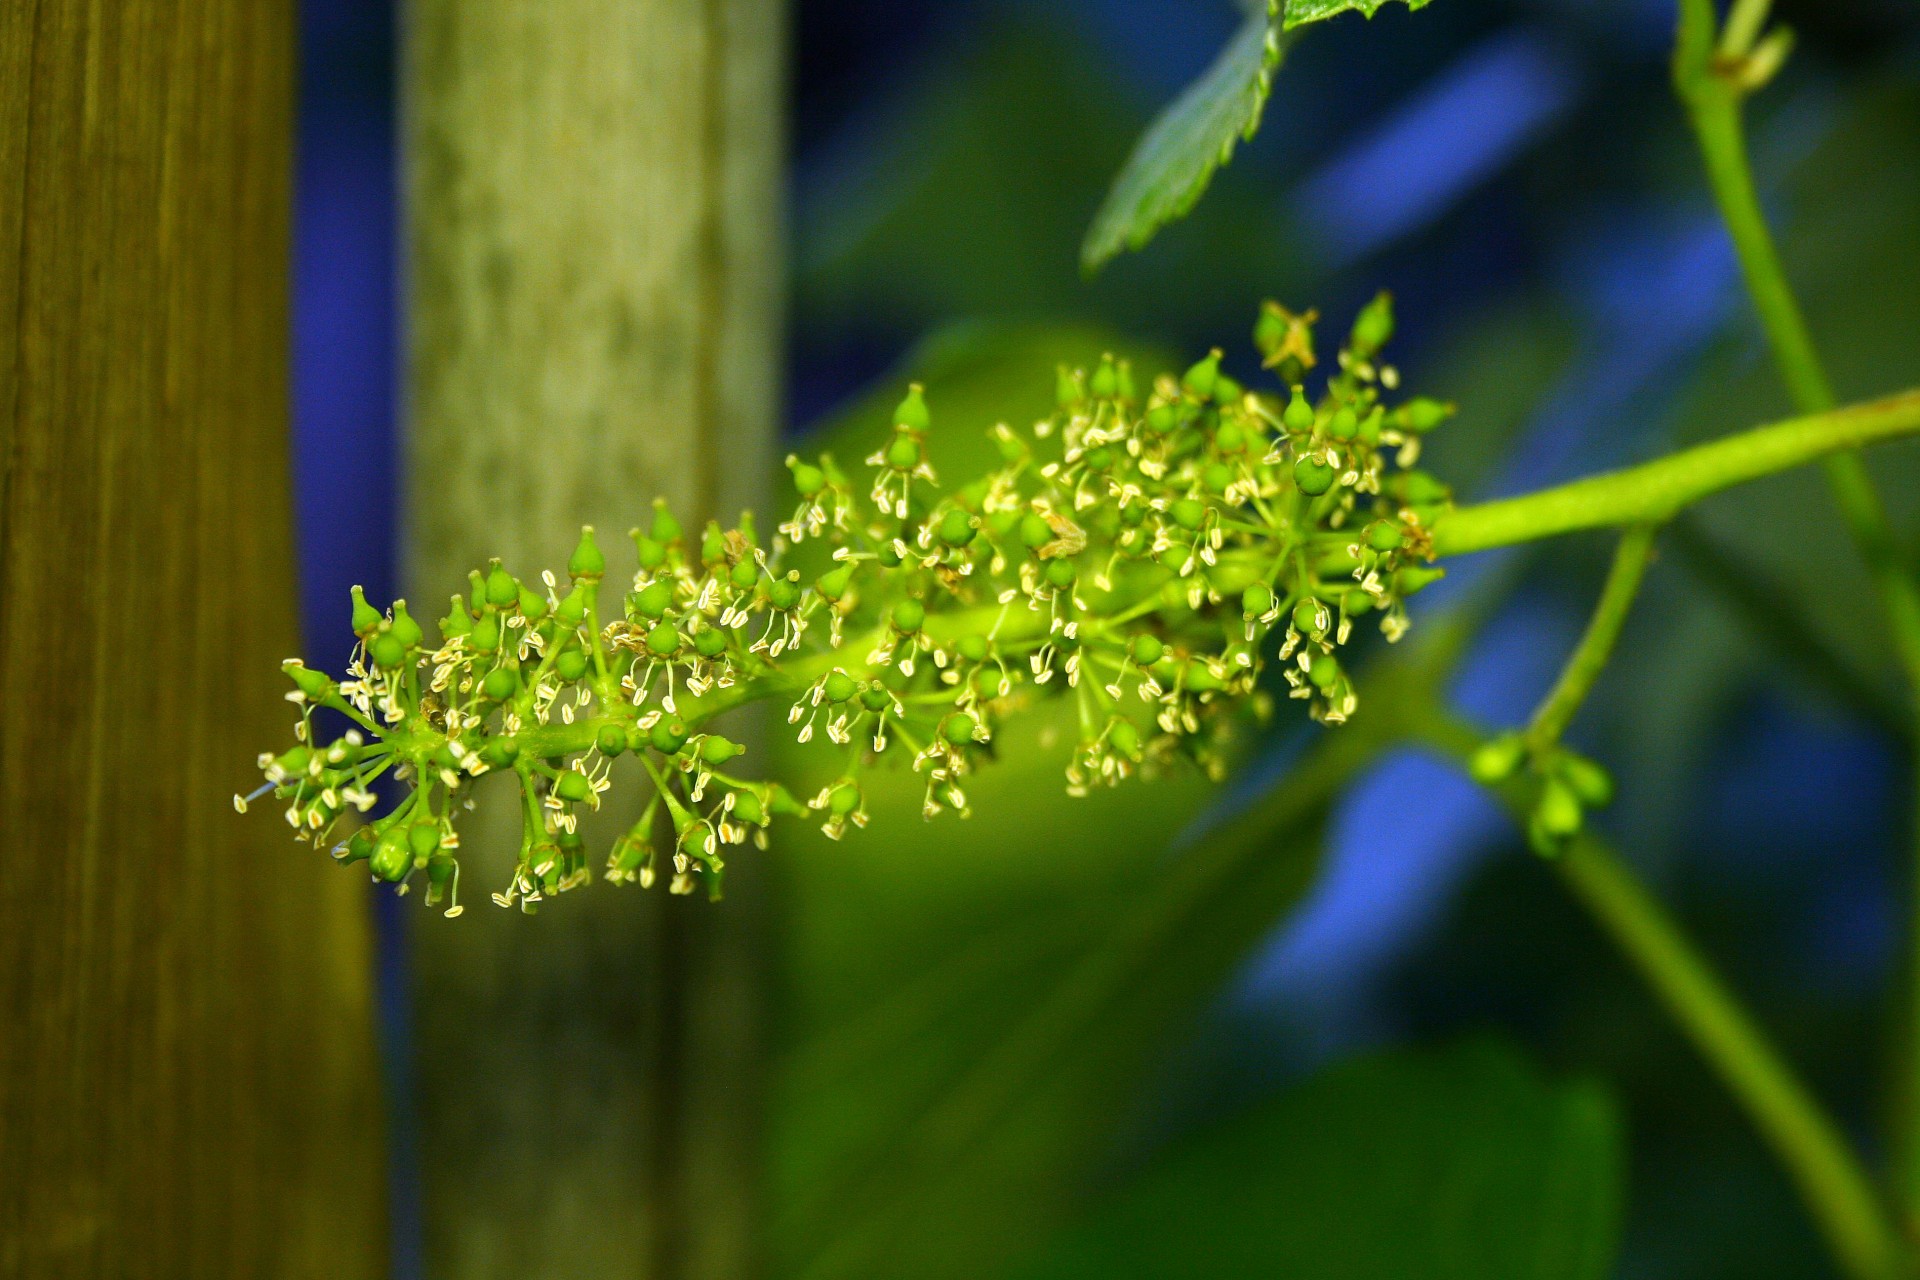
1015 1039 1623 1280
1080 10 1287 274
1081 0 1438 273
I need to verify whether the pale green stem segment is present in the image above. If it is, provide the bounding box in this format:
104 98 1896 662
1422 711 1910 1280
1526 524 1658 751
1427 389 1920 557
1673 0 1920 1219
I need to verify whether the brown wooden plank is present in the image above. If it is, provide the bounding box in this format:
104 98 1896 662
0 4 388 1275
401 1 782 1276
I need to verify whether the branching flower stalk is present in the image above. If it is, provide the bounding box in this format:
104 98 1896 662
243 299 1462 911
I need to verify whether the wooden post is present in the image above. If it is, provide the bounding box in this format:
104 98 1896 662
0 5 388 1276
402 2 782 1275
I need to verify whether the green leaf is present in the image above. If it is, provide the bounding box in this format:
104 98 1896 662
1081 0 1440 273
1015 1039 1624 1280
1080 9 1286 273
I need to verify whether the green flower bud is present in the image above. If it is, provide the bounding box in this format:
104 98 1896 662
893 382 931 431
1557 752 1615 808
1090 354 1119 399
1044 558 1076 590
828 778 862 817
341 828 376 865
941 712 978 746
1350 291 1394 354
823 670 856 703
1329 406 1358 441
408 822 442 862
956 635 990 663
729 559 758 590
1212 372 1243 404
439 596 473 639
1394 565 1445 595
596 724 626 757
1341 588 1373 616
1242 584 1274 619
481 665 519 702
789 456 827 496
938 508 977 546
427 851 455 886
350 584 382 638
1185 659 1225 692
717 789 760 830
1366 521 1404 552
1202 463 1234 496
555 771 592 803
859 682 893 712
1109 717 1142 760
1307 653 1340 691
485 564 517 608
470 610 502 654
1145 399 1180 435
369 631 406 671
568 527 606 580
554 585 588 628
651 720 689 753
816 562 855 601
1400 397 1454 433
1292 598 1324 635
646 622 681 657
284 661 333 700
1468 733 1525 784
1019 512 1054 550
481 738 521 769
1214 421 1247 455
1283 387 1316 433
554 647 589 682
633 579 672 621
893 599 925 634
1170 497 1206 531
631 532 667 570
371 828 412 882
1358 406 1384 446
694 627 728 659
701 522 727 567
390 600 424 650
885 429 922 471
1055 364 1084 409
1536 777 1583 839
650 499 683 544
700 735 743 766
518 585 549 622
1129 634 1164 667
1181 348 1221 400
1293 456 1335 497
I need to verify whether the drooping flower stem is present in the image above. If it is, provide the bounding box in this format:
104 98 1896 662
1674 0 1920 1221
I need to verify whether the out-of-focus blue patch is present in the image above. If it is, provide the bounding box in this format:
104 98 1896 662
1293 30 1580 267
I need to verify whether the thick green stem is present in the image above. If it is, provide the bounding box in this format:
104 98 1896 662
1674 0 1920 1220
1427 389 1920 556
1527 524 1658 750
1424 712 1909 1280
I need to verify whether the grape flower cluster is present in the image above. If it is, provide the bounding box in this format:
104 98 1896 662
239 296 1455 913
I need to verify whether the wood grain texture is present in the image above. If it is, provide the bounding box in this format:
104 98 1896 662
402 1 782 1275
0 4 388 1277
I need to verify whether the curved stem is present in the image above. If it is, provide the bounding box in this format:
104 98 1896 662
1674 0 1920 1218
1526 524 1658 750
1428 389 1920 556
1422 711 1909 1280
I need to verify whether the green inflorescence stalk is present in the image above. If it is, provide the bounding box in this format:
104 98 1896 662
1675 0 1920 1229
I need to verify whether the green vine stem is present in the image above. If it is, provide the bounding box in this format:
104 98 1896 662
1526 524 1658 751
1425 710 1909 1280
1674 0 1920 1217
1427 388 1920 557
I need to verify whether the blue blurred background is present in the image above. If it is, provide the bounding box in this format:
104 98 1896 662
296 1 1920 1274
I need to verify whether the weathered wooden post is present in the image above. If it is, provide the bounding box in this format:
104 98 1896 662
402 2 783 1275
0 5 388 1275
